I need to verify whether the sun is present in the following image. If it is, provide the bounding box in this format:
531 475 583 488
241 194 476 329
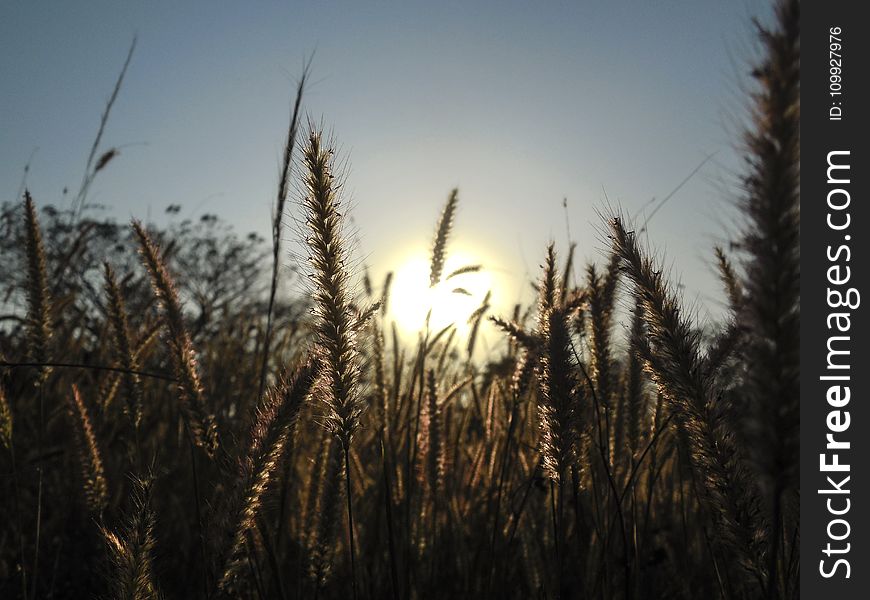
389 250 493 339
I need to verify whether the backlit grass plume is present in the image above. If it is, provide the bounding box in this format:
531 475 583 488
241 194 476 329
533 245 583 484
585 256 620 462
23 191 53 382
301 130 365 448
301 128 366 597
417 369 445 496
0 7 802 595
216 359 316 595
371 321 390 439
133 220 220 457
66 384 108 515
493 244 582 484
491 244 586 596
101 476 160 600
103 263 144 431
609 216 764 585
429 189 458 287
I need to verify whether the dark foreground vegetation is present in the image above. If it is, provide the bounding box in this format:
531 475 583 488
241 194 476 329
0 1 798 598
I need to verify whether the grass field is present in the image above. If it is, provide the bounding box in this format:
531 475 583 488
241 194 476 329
0 1 799 598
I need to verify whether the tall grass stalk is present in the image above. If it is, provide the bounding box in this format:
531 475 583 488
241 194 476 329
610 216 765 589
103 263 144 465
257 65 308 402
429 189 458 288
301 129 366 599
101 476 160 600
23 191 53 600
0 7 801 595
133 220 220 457
217 360 315 595
66 385 109 515
738 1 800 596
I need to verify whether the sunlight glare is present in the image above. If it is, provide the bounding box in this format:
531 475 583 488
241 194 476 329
389 251 492 339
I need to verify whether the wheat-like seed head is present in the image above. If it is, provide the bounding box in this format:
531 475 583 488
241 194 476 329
535 306 581 484
103 262 144 429
490 316 538 351
217 360 316 595
371 321 390 436
585 256 620 411
301 130 365 449
101 476 160 600
610 216 765 582
740 0 800 501
533 246 582 483
491 244 584 483
417 369 445 496
23 191 53 383
510 351 536 400
66 385 108 515
132 220 220 457
538 243 560 314
429 189 458 288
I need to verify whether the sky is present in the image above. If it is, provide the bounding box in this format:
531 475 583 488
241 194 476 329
1 1 772 345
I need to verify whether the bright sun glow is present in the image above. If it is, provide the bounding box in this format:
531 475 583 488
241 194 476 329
389 250 493 339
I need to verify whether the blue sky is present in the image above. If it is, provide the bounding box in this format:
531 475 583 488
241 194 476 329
1 1 772 338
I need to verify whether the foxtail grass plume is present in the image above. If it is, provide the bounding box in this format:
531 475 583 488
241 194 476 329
66 385 108 515
23 191 53 383
585 256 620 430
103 263 144 429
133 220 220 457
493 244 582 484
740 0 800 503
101 476 160 600
536 245 585 483
216 360 316 595
609 216 764 582
371 321 390 437
429 189 458 287
417 369 445 495
301 130 365 449
738 0 800 594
